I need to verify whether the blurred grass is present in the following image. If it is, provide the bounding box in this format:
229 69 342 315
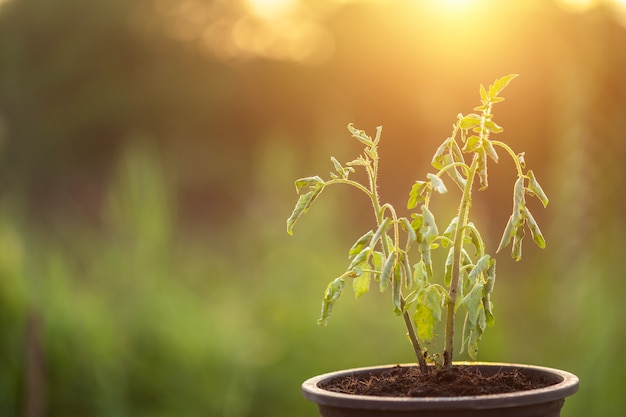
0 137 624 416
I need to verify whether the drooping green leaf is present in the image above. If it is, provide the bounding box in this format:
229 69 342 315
401 217 417 249
318 277 345 326
348 246 371 270
462 282 484 327
450 136 465 162
465 222 485 257
477 149 488 189
380 251 396 292
348 230 374 258
399 250 412 289
484 259 496 293
512 176 525 226
392 263 403 315
294 176 324 193
414 303 435 342
497 214 516 253
444 246 454 288
420 240 433 280
443 216 459 245
483 296 495 327
468 255 491 285
431 139 450 170
286 186 323 235
484 140 499 162
353 273 371 300
420 205 439 240
459 114 481 130
371 251 384 273
370 217 392 248
347 123 374 146
463 135 481 153
511 224 525 262
461 316 481 359
484 120 503 134
442 154 467 191
523 206 546 249
414 260 428 286
422 285 444 322
408 181 428 209
527 170 549 208
427 173 448 194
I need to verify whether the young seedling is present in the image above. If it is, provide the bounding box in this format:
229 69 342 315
287 75 548 373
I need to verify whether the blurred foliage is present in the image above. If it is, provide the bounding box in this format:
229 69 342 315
0 0 625 416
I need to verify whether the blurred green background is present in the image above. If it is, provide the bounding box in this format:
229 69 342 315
0 0 625 415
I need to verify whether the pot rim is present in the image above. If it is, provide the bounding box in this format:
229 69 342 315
301 362 579 411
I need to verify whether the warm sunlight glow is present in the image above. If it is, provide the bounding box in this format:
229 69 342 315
245 0 297 20
609 0 626 26
420 0 483 19
438 0 475 8
557 0 601 13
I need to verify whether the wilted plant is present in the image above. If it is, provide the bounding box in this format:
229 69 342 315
287 75 548 373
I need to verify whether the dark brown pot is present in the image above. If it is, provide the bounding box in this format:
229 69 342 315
302 362 579 417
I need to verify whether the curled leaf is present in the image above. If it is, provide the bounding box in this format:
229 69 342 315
523 206 546 249
477 149 488 189
511 224 525 262
497 214 516 253
420 206 439 240
512 176 525 226
287 187 323 235
527 170 549 208
484 140 499 162
468 255 491 286
392 263 403 315
348 246 371 270
349 230 374 258
347 123 373 147
465 222 485 257
294 176 324 193
431 139 451 170
427 173 448 194
370 217 392 248
380 251 396 292
318 277 345 326
484 259 496 293
401 217 417 250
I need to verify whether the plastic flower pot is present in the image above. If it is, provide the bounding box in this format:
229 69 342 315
302 362 579 417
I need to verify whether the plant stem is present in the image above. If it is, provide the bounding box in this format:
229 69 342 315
369 155 428 373
401 296 429 373
443 154 479 368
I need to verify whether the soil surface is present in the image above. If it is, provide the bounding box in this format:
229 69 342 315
320 365 555 397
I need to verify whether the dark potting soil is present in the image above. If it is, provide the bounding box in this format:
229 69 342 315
320 365 555 397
